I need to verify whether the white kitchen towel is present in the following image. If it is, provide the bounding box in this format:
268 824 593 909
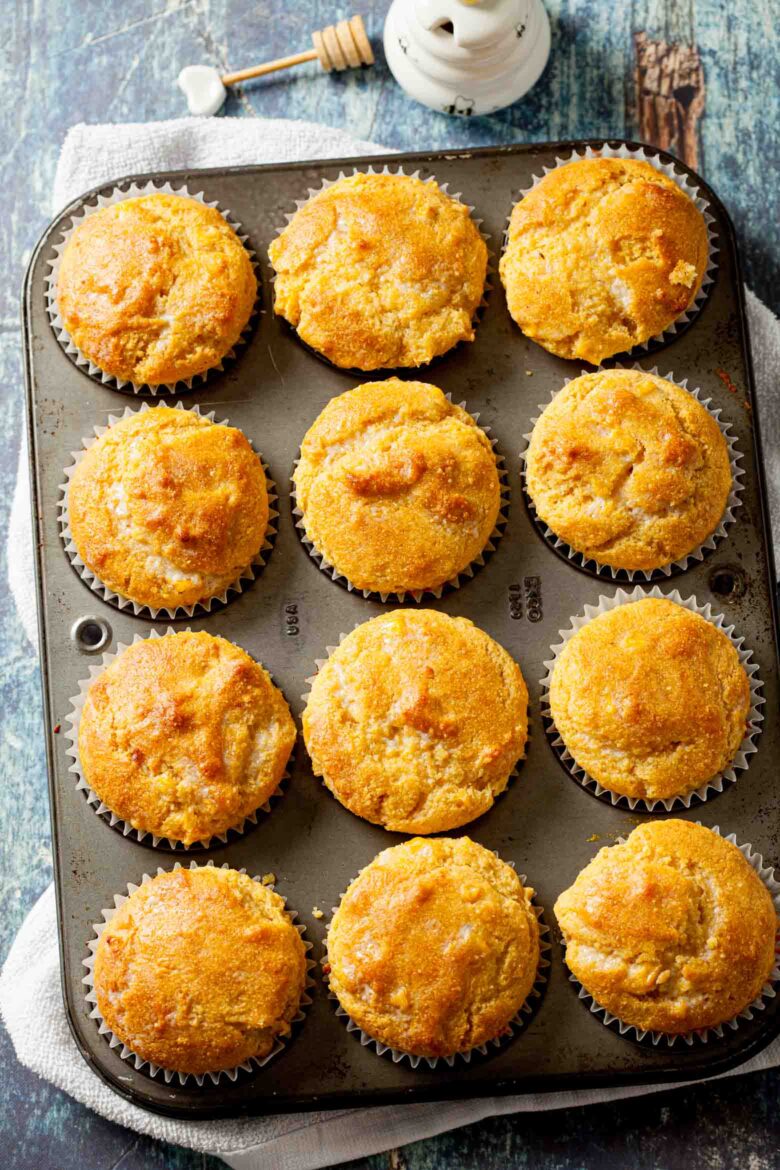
3 117 780 1170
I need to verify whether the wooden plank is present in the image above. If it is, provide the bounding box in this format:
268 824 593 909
634 32 705 168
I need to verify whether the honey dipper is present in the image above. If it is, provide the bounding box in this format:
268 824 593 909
178 15 374 116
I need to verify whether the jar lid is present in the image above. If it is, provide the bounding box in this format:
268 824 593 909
416 0 530 55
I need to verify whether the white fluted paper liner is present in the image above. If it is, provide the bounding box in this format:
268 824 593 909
269 164 492 374
82 861 315 1086
58 401 277 620
65 628 294 850
321 864 550 1070
291 393 509 603
565 825 780 1048
46 179 259 395
540 585 764 812
520 364 745 581
300 624 529 819
503 143 718 358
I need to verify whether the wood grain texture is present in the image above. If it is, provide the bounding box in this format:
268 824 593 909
0 2 778 1168
634 32 705 168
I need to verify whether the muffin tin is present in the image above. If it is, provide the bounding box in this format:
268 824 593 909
22 141 780 1118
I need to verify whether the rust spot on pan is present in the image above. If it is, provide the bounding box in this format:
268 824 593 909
716 368 740 394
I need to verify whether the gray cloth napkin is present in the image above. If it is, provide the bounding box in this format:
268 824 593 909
3 117 779 1170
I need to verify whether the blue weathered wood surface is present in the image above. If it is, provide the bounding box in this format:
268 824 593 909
1 2 778 1168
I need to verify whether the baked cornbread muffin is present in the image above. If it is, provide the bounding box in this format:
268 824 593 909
268 172 487 370
56 193 256 385
67 406 269 611
78 632 296 845
548 598 751 803
294 379 501 594
327 837 540 1058
303 610 528 833
93 867 307 1074
525 370 732 571
555 820 777 1034
500 157 709 363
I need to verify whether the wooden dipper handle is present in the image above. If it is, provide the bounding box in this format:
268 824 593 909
221 15 373 87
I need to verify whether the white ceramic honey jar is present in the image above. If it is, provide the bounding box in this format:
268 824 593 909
384 0 551 118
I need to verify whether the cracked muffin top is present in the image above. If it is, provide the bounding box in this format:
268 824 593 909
303 609 528 834
293 378 501 595
93 867 307 1074
268 172 487 370
78 631 296 846
499 157 709 364
525 369 732 571
548 598 751 803
327 837 540 1057
554 820 777 1034
56 193 256 386
67 406 269 612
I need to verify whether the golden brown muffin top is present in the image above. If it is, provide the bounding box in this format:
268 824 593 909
303 610 528 833
93 867 307 1074
294 379 501 594
327 837 540 1057
79 632 296 845
56 193 257 385
548 598 751 802
268 173 487 370
499 158 709 364
68 406 269 611
525 369 732 571
554 820 777 1034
